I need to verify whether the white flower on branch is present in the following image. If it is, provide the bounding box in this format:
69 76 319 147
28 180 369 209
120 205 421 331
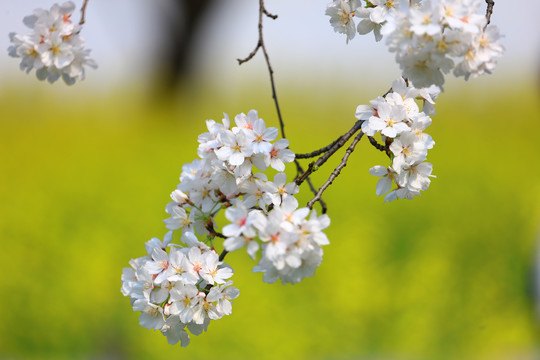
326 0 362 43
119 0 503 347
327 0 505 88
122 232 240 346
8 1 96 85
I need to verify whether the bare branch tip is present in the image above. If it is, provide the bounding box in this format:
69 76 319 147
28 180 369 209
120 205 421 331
263 10 278 20
79 0 89 26
484 0 495 28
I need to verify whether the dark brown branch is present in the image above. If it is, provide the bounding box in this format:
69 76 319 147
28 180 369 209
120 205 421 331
262 8 278 19
484 0 494 30
237 0 326 209
307 131 364 210
368 136 387 152
79 0 89 26
295 136 342 159
206 222 228 262
237 44 261 65
205 222 226 239
295 120 363 186
295 84 392 182
294 161 327 213
219 250 228 262
237 0 285 139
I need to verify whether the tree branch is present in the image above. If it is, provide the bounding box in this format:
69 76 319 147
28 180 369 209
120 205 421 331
205 222 226 239
295 84 392 184
294 161 327 213
237 0 285 139
219 250 228 262
238 0 326 209
295 136 342 159
484 0 494 30
307 131 364 210
295 120 363 186
367 136 387 152
79 0 89 26
205 222 229 262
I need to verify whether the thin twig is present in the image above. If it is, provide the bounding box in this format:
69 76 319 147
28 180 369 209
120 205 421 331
262 7 278 19
294 161 327 213
79 0 89 26
307 131 364 209
237 0 326 209
484 0 494 30
295 120 363 186
237 0 285 139
296 84 392 179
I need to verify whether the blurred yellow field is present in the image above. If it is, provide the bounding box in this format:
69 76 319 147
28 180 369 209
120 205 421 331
0 79 539 359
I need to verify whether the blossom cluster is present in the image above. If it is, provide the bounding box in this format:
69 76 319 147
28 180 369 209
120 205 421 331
8 1 96 85
165 110 330 284
123 110 331 346
326 0 504 87
121 233 238 346
356 78 437 201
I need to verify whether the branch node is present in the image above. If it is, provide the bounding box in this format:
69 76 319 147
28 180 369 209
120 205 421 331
262 8 278 19
368 136 387 152
307 131 365 209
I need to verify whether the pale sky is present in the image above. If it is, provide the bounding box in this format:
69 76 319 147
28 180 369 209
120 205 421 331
0 0 538 92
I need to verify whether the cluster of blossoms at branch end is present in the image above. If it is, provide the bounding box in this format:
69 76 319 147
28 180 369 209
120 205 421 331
358 77 438 201
122 110 331 346
326 0 504 88
8 1 97 85
122 233 238 346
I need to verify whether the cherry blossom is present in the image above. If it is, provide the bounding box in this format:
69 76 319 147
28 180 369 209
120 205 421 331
8 1 97 85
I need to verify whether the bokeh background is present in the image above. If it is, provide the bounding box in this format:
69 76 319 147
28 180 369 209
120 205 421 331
1 1 540 359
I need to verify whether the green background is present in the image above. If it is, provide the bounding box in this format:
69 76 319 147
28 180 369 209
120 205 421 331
0 77 539 359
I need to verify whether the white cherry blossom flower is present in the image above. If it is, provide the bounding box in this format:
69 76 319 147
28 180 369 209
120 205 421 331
200 251 234 285
409 2 442 36
208 281 240 316
161 316 190 347
251 118 279 154
409 113 435 149
191 292 221 324
326 0 362 43
145 232 173 255
215 130 253 166
133 299 166 330
145 248 171 285
267 139 295 171
164 206 191 231
356 8 383 41
355 104 376 121
262 173 299 206
223 235 260 260
397 161 435 192
365 102 409 138
369 165 397 196
168 247 198 285
169 284 200 324
390 132 428 173
222 204 257 238
233 110 258 133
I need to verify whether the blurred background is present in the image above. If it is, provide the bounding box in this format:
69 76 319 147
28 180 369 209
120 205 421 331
1 1 539 359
